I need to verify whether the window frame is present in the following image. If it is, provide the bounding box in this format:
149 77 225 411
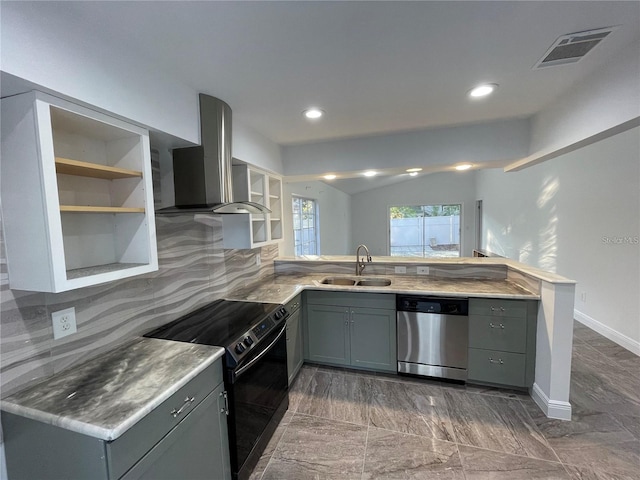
387 203 463 258
292 195 320 256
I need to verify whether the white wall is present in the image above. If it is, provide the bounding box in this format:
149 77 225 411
282 118 530 176
0 2 284 175
509 39 640 170
282 181 352 256
477 127 640 348
350 171 477 256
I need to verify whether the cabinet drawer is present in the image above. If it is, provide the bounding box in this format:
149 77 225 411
107 360 223 479
469 298 528 318
468 315 527 353
467 348 526 387
285 294 302 314
305 291 395 309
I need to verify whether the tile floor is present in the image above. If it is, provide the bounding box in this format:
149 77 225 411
249 321 640 479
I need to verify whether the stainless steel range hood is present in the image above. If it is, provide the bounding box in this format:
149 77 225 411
157 94 270 215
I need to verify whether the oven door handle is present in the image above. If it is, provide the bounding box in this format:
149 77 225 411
234 324 286 380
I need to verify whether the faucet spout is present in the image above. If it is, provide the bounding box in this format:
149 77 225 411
355 244 372 276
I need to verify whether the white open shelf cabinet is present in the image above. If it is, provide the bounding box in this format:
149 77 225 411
1 91 158 292
222 161 283 249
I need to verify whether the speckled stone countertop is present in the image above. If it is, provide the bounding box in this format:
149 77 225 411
0 338 224 441
224 272 539 305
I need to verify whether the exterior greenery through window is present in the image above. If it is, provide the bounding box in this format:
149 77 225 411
292 197 318 255
389 204 461 257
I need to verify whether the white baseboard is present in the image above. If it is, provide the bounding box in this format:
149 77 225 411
574 309 640 356
531 383 572 421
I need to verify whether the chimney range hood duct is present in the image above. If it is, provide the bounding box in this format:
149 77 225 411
157 94 271 215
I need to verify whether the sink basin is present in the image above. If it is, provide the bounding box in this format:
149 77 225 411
357 278 392 287
320 277 357 285
319 276 392 287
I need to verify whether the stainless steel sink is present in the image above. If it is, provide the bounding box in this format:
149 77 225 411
357 278 392 287
320 277 357 285
320 276 391 287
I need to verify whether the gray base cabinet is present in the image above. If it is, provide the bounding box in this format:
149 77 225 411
2 360 231 480
285 295 304 384
304 291 396 373
467 298 538 389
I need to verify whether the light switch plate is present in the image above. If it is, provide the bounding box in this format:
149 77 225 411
394 266 407 274
52 307 77 339
417 266 430 275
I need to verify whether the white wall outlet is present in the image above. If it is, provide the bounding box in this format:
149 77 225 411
580 292 587 303
52 307 77 340
256 253 261 266
417 266 430 275
394 266 407 274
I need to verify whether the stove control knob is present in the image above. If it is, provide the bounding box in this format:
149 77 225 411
235 342 246 354
244 336 254 347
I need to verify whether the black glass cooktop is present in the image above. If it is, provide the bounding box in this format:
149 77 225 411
144 299 281 348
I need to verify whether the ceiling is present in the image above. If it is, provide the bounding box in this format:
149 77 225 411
3 1 639 195
21 0 639 148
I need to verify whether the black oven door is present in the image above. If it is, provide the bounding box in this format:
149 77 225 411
227 323 289 480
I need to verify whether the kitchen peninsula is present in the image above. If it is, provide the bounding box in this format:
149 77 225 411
226 255 576 421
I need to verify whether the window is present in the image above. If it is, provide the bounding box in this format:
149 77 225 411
389 204 461 257
292 197 319 255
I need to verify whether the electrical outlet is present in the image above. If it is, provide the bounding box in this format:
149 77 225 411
580 292 587 303
394 266 407 274
256 253 261 266
417 266 430 275
52 307 77 340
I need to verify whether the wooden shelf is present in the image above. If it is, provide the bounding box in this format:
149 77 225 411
59 205 145 213
55 157 142 179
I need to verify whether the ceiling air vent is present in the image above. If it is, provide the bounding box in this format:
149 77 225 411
534 26 618 68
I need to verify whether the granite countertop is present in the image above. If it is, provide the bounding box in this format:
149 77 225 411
0 337 224 441
276 255 576 285
224 272 539 305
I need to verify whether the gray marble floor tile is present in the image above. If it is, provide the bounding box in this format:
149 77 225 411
563 463 638 480
297 370 371 425
444 389 558 461
288 364 318 413
520 398 636 448
362 427 464 480
611 413 640 440
554 440 640 479
248 410 294 480
261 414 367 480
458 445 571 479
570 349 640 417
368 377 455 442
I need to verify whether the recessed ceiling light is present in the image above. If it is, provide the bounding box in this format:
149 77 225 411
323 174 337 180
455 164 473 171
303 108 324 119
363 170 377 177
468 83 498 98
406 168 422 173
409 172 419 177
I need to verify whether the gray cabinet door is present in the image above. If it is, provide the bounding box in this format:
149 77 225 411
305 304 350 366
121 382 230 480
468 315 527 353
350 308 397 372
286 309 304 384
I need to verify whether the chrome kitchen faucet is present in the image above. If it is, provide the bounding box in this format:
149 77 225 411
355 244 372 275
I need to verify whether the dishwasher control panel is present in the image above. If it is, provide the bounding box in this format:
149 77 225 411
397 295 468 315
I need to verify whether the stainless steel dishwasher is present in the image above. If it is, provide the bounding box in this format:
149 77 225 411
397 295 469 381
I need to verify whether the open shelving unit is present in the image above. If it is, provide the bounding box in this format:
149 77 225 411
1 91 158 292
223 160 284 249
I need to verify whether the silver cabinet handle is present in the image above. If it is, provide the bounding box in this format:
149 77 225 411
488 357 504 364
170 396 195 418
350 310 354 324
219 391 229 416
489 323 505 329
